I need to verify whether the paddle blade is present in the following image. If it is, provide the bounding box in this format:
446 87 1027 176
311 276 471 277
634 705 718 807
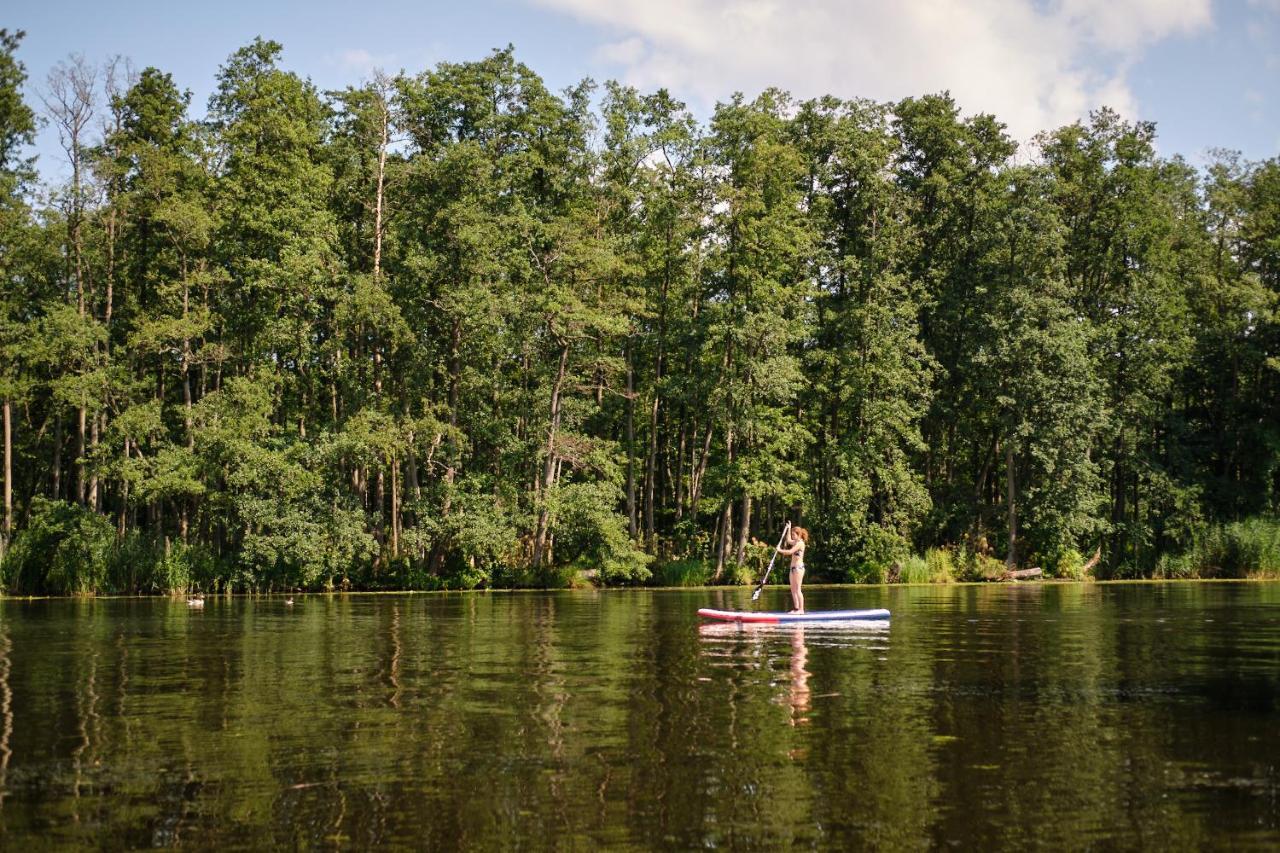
751 586 762 601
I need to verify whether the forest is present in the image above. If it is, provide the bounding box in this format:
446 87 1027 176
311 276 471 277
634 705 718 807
0 31 1277 594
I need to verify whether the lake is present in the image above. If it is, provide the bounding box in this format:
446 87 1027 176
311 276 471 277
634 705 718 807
0 583 1277 848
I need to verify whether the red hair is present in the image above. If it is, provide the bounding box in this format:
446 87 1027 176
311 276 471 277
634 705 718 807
792 526 809 543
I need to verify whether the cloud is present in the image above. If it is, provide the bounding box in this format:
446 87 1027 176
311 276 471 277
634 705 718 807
331 48 399 76
530 0 1212 143
595 37 647 66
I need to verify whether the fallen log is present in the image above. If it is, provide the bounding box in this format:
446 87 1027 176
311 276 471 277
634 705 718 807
1004 567 1043 581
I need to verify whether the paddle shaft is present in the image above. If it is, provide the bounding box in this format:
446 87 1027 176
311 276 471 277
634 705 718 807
751 523 792 601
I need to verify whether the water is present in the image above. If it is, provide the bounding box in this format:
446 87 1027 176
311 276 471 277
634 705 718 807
0 583 1277 849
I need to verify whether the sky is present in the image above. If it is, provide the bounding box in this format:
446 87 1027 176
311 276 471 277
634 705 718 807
8 0 1279 181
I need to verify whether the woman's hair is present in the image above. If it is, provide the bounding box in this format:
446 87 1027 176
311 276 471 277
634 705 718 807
792 526 809 543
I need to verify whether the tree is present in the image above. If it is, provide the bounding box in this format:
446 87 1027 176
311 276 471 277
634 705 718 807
1039 110 1198 573
0 29 38 560
794 96 934 576
701 90 813 579
974 166 1103 568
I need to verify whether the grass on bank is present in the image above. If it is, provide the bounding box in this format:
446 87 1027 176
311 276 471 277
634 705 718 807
1154 518 1280 579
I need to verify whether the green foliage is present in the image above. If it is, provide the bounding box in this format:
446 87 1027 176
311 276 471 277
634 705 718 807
835 524 911 584
1156 518 1280 579
845 561 889 585
652 558 714 587
924 548 957 583
1 37 1277 593
551 481 652 585
2 499 115 595
899 555 930 584
1040 548 1086 580
0 29 36 181
957 550 1007 582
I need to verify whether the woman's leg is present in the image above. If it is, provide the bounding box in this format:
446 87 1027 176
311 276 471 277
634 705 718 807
790 569 804 613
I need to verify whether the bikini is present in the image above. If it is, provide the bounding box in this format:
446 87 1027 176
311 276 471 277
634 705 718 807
783 537 803 571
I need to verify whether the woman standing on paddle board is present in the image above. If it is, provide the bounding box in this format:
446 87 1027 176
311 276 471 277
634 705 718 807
778 525 809 613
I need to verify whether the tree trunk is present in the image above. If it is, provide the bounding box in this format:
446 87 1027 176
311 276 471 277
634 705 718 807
625 343 637 539
372 74 390 281
689 423 714 523
76 407 86 505
2 398 11 560
52 415 62 500
714 500 733 582
182 278 194 450
390 453 400 558
532 340 570 572
1005 442 1017 570
735 493 752 567
88 413 100 512
644 390 659 546
647 251 670 548
406 437 420 501
375 468 385 551
118 438 129 537
712 427 735 581
443 318 462 497
674 417 686 522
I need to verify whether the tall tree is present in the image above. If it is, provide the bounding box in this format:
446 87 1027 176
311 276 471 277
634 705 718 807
794 96 934 576
1040 110 1198 573
702 90 813 578
0 30 38 560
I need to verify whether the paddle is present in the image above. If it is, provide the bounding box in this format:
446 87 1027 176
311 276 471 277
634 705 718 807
751 522 792 602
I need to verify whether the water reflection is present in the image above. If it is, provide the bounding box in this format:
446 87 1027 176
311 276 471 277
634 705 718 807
0 627 10 811
696 620 892 727
0 586 1276 848
789 628 810 726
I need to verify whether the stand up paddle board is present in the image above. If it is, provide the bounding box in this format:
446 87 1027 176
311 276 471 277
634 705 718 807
697 608 889 624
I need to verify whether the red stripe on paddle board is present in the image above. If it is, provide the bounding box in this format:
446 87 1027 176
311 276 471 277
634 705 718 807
697 608 782 623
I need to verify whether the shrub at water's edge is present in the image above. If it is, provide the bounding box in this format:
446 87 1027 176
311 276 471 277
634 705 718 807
653 558 714 587
0 499 225 595
1155 518 1280 579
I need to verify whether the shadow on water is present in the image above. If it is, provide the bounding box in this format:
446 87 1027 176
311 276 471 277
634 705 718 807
0 583 1276 847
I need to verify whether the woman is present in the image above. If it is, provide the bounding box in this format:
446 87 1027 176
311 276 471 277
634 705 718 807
778 524 809 613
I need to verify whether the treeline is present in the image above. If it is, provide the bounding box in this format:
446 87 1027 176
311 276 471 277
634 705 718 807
0 32 1277 594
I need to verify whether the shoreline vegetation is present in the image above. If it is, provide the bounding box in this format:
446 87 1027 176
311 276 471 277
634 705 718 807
0 34 1277 597
4 574 1280 602
2 505 1277 595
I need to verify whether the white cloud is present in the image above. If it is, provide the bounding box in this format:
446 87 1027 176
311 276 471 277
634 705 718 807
531 0 1212 143
595 37 647 66
331 48 399 76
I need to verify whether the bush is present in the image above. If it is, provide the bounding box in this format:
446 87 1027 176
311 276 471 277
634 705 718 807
546 481 652 585
1 499 116 595
1153 551 1196 579
958 549 1006 582
725 560 756 586
925 548 956 583
112 535 221 594
898 555 930 584
1176 518 1280 579
1041 547 1085 580
653 558 713 587
844 560 889 584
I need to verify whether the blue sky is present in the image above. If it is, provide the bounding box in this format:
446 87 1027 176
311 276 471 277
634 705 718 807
9 0 1278 181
